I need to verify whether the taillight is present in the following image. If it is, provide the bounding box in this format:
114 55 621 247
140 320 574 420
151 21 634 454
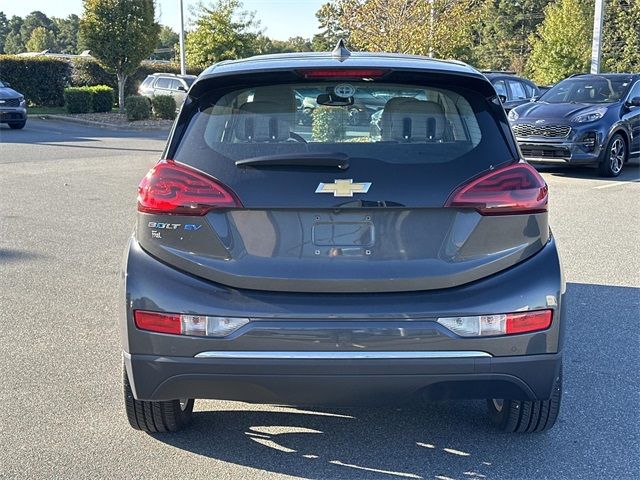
445 162 548 215
133 310 249 337
137 160 242 215
437 310 552 337
297 68 389 79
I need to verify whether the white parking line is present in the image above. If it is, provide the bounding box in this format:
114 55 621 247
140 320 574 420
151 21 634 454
594 179 640 189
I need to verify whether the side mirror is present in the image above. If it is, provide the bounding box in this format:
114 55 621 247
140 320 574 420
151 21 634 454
3 82 11 87
497 94 507 104
531 95 539 102
626 96 640 107
177 85 187 92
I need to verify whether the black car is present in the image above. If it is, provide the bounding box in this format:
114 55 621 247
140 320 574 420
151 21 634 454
121 44 564 434
0 80 27 129
483 71 539 112
509 73 640 177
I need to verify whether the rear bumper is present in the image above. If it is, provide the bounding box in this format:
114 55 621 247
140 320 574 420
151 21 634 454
124 351 562 403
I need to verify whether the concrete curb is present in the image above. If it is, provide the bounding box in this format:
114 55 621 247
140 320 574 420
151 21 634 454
37 114 172 132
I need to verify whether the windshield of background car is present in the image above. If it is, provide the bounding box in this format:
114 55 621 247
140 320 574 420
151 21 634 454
174 81 513 166
539 77 632 104
184 77 196 87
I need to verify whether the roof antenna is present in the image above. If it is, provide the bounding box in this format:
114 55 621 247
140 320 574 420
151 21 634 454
332 39 351 62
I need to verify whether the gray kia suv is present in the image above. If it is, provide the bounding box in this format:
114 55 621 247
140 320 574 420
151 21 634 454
121 43 564 434
0 79 27 129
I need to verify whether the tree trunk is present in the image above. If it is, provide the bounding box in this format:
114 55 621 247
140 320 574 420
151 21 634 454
117 72 127 113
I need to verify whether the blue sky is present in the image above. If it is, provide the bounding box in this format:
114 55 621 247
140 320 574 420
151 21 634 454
0 0 325 40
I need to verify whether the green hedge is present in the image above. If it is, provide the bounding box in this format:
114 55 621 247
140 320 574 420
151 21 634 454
64 87 93 113
312 106 348 142
151 95 177 120
125 95 151 121
0 55 69 107
87 85 114 112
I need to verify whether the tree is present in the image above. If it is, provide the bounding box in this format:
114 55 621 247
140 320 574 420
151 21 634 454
185 0 262 67
603 0 640 73
0 12 9 53
157 25 179 49
80 0 160 112
312 1 351 51
527 0 593 85
314 0 483 61
26 26 57 52
53 15 81 54
4 16 25 54
474 0 553 73
20 11 56 46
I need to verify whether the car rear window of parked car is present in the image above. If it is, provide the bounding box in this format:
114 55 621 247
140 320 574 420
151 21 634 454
174 81 513 166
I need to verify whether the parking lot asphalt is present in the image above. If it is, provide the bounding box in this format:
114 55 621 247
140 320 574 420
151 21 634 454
1 118 638 480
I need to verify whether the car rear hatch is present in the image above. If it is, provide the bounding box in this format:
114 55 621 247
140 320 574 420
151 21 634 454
136 66 549 293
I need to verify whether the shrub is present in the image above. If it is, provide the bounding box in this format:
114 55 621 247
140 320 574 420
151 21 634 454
312 106 348 142
87 85 114 112
125 95 151 121
64 87 93 114
0 55 69 106
151 95 177 120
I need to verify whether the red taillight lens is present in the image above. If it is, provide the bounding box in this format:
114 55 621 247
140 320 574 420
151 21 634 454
297 68 388 79
445 162 548 215
506 310 553 335
137 160 242 215
134 311 181 335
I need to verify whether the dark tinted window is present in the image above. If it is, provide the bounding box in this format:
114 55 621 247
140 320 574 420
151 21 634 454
174 81 512 167
540 77 632 104
493 80 507 98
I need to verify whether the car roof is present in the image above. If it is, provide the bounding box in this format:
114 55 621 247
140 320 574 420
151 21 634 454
200 51 483 80
150 73 197 79
570 73 639 80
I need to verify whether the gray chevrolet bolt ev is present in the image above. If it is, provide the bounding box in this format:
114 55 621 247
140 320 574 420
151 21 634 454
121 42 565 434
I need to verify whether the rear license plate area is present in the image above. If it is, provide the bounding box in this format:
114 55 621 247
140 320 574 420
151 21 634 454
312 222 374 247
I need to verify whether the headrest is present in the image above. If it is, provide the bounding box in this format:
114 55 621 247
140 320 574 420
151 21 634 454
235 101 291 142
381 98 446 142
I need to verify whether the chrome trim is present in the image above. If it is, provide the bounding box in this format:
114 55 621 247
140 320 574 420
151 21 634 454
194 350 492 359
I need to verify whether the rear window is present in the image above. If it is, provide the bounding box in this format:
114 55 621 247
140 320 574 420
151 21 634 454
174 81 511 166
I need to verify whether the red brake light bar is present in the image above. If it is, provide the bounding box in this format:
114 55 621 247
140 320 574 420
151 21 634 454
137 160 242 216
297 69 389 79
446 162 548 215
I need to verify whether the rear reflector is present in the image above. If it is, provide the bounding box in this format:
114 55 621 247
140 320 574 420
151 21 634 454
137 160 242 215
437 310 552 337
445 162 548 215
297 68 388 79
134 310 249 337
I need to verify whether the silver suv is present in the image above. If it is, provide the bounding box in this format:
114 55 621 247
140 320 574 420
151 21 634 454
138 73 197 107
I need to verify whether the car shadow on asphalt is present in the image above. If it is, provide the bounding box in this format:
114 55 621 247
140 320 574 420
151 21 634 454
534 162 640 182
151 282 640 479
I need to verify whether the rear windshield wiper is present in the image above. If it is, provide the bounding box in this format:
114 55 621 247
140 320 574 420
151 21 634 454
235 153 349 170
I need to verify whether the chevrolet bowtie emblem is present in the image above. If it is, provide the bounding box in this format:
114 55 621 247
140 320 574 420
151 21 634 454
315 179 372 197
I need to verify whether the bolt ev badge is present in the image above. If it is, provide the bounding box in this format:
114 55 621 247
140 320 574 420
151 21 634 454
535 119 546 124
316 179 372 197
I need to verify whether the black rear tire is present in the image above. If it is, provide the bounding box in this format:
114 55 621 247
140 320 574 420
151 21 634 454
487 367 562 433
598 133 626 177
8 120 26 130
123 366 194 433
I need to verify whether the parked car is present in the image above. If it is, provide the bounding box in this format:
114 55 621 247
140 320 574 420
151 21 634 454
138 73 197 106
122 43 564 434
482 71 540 112
509 73 640 176
0 79 27 129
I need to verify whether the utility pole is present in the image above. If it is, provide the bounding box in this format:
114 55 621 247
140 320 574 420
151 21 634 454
590 0 605 74
179 0 187 75
428 0 435 57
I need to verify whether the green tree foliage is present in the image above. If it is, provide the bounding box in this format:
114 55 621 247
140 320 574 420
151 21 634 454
157 25 179 49
0 12 8 53
474 0 552 73
4 16 25 54
53 15 82 54
26 26 57 52
527 0 593 85
185 0 262 67
80 0 160 112
20 11 56 46
314 0 482 61
603 0 640 73
312 2 350 51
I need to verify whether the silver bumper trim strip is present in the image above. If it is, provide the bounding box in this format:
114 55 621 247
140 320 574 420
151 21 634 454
194 351 492 359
